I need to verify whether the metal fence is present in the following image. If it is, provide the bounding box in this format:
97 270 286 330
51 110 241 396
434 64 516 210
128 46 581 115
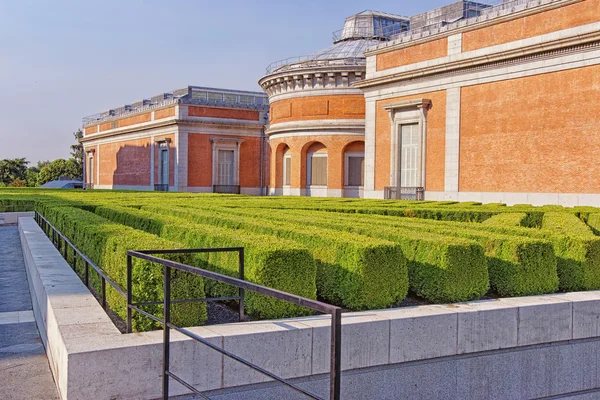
35 211 122 311
384 186 425 200
34 210 342 400
127 249 342 400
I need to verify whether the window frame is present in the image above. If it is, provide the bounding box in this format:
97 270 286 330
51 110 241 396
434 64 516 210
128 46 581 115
307 152 328 187
344 151 365 187
283 153 292 187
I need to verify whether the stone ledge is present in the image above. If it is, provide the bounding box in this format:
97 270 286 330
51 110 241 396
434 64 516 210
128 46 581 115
17 216 600 400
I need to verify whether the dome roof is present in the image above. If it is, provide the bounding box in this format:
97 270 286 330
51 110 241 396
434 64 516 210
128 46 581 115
265 10 408 75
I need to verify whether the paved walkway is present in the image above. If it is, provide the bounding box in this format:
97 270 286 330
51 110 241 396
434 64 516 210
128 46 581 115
0 225 59 400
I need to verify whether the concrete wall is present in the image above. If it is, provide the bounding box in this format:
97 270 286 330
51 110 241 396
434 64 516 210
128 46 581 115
18 215 600 399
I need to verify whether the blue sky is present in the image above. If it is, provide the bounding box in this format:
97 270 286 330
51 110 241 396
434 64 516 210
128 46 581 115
0 0 450 162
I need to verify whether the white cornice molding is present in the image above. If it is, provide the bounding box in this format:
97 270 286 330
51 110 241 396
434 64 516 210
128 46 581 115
260 68 365 99
268 88 364 103
356 29 600 89
266 119 365 135
364 0 582 56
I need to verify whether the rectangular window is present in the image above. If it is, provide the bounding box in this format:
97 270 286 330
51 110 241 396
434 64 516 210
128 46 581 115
347 156 364 186
283 156 291 186
217 150 234 185
208 92 224 102
401 123 420 187
310 155 327 186
223 94 237 104
88 157 94 184
159 147 169 186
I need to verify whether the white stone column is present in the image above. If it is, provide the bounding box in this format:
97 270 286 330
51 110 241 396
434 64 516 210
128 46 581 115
364 98 377 196
444 87 461 195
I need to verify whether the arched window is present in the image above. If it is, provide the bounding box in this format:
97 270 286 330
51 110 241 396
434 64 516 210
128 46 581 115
306 143 327 186
283 146 291 187
344 142 365 187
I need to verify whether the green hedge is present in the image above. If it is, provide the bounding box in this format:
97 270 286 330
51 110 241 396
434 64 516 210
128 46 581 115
141 205 408 310
482 213 529 227
349 211 597 292
179 206 489 303
587 214 600 236
226 208 559 298
541 212 595 237
93 205 317 319
37 204 207 331
482 211 600 291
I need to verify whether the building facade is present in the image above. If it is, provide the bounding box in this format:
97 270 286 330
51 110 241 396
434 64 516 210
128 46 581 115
82 0 600 206
356 0 600 205
260 11 410 198
81 87 269 194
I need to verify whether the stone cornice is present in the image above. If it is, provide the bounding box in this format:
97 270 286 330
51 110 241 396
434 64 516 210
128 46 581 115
259 66 366 98
364 0 582 56
355 30 600 89
80 118 262 143
266 119 365 135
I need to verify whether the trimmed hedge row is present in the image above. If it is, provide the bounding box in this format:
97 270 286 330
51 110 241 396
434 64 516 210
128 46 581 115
482 211 600 291
141 205 409 310
482 213 529 227
229 208 558 296
92 205 317 319
162 205 488 304
216 208 559 298
36 203 207 331
587 214 600 236
541 212 595 237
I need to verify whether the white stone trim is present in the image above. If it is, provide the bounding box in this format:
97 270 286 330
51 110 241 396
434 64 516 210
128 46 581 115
268 131 364 140
81 125 178 147
444 88 461 192
150 137 155 187
267 119 365 135
364 100 377 192
268 88 364 103
447 33 462 56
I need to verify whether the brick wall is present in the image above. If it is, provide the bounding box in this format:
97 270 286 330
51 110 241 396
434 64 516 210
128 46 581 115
376 37 448 71
459 64 600 193
187 106 259 121
154 107 176 120
98 138 151 186
270 95 365 125
462 0 599 52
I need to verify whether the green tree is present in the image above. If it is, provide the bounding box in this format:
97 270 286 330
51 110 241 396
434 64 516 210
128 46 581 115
70 129 84 179
24 168 40 187
38 159 80 185
0 158 29 184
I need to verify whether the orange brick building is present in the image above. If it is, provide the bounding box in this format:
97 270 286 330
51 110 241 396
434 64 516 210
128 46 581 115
259 0 600 205
81 87 269 194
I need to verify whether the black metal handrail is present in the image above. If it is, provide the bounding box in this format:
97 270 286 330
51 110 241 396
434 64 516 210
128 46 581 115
34 211 124 310
127 250 342 400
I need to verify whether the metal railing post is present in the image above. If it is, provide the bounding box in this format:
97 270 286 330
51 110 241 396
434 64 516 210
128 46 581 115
238 248 245 322
330 308 342 400
126 254 132 333
162 265 172 400
101 277 106 310
84 260 89 287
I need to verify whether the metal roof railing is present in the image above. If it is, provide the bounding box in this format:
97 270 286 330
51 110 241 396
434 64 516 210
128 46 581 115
266 56 366 75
